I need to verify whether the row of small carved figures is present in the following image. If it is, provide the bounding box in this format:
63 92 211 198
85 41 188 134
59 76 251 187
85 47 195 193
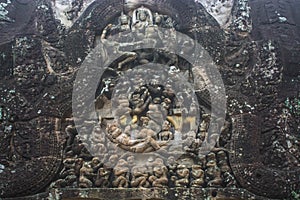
51 152 237 189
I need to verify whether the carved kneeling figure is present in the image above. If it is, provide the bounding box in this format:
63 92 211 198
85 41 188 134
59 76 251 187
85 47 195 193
112 159 129 188
173 164 189 187
131 165 150 188
190 164 204 187
79 163 94 188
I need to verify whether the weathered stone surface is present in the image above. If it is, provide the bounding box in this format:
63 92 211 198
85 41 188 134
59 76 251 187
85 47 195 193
0 0 299 199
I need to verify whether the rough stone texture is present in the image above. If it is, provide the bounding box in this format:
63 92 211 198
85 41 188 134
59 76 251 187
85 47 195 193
2 188 272 200
0 0 299 199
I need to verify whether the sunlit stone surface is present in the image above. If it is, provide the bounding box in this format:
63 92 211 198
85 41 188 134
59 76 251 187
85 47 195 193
195 0 234 27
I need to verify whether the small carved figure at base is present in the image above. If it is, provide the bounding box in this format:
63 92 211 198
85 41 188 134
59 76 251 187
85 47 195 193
149 158 168 187
173 164 190 187
79 163 94 188
190 164 204 187
112 159 129 188
95 167 111 188
131 165 150 188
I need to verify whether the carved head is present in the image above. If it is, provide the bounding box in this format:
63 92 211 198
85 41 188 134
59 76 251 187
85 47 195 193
126 155 135 165
117 159 128 167
162 120 171 131
153 97 161 104
217 150 226 161
192 164 202 171
154 158 164 166
138 11 147 21
167 156 176 165
92 157 101 165
120 13 129 25
154 13 162 24
140 116 150 126
108 155 119 166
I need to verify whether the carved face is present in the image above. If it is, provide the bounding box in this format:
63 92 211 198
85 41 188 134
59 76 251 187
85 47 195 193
177 165 189 177
109 155 118 165
162 121 171 131
155 15 162 24
138 11 147 21
120 15 129 25
140 117 150 126
153 97 161 104
167 156 176 165
117 159 128 167
92 157 100 165
127 156 135 165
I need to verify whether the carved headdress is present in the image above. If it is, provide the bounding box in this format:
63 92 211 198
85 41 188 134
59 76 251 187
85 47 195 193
132 6 153 28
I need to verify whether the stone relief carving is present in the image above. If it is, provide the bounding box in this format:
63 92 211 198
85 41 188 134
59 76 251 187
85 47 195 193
0 0 299 199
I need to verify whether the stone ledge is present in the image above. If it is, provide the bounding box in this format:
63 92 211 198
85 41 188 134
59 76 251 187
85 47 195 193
2 188 276 200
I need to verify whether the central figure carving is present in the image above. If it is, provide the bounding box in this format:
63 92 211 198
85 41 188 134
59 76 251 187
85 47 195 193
96 7 200 154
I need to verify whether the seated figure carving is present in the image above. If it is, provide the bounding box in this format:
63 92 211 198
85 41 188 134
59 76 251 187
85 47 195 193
149 158 168 187
131 165 150 188
132 6 153 31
